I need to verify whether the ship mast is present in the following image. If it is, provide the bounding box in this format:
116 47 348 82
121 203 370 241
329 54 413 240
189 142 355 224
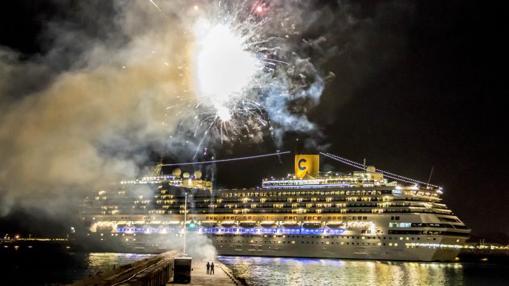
426 166 435 187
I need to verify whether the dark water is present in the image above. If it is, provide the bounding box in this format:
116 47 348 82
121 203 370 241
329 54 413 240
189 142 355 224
219 256 509 286
0 245 153 285
1 246 508 286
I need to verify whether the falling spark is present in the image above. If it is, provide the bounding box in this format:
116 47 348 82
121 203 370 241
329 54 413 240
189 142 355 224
149 0 162 12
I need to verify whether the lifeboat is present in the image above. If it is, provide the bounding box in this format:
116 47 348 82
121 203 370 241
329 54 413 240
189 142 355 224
220 220 237 227
302 221 322 229
326 221 345 228
239 221 257 228
260 221 276 228
200 220 217 227
281 221 300 228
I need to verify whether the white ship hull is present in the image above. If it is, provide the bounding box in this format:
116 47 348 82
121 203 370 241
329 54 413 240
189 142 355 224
86 232 464 262
87 212 469 262
211 235 463 262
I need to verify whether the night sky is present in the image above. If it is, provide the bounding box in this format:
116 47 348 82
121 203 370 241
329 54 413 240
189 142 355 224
0 1 507 241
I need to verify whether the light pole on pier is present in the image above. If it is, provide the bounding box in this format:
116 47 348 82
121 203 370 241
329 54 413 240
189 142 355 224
183 192 187 256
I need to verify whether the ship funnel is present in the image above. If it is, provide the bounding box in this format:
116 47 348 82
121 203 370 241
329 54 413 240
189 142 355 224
294 154 320 179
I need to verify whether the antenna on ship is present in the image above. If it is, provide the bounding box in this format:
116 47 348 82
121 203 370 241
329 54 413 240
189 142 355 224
152 157 164 176
363 158 367 169
276 149 283 164
294 137 301 154
426 166 435 187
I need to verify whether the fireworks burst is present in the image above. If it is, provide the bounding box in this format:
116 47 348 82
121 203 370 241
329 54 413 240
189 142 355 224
193 19 262 122
158 0 325 148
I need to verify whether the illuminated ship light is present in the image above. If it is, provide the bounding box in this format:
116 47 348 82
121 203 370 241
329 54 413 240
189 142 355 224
114 226 346 236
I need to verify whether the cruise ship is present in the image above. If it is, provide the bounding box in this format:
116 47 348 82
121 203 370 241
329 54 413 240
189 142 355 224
81 153 470 261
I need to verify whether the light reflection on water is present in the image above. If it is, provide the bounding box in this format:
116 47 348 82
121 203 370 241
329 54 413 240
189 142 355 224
218 256 498 286
3 248 506 286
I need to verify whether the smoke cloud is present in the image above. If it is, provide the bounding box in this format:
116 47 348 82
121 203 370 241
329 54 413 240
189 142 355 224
0 1 323 216
0 0 415 219
0 1 190 216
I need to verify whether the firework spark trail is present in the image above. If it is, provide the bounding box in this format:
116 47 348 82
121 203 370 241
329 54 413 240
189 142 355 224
149 0 162 12
146 1 326 152
193 120 216 160
160 150 291 167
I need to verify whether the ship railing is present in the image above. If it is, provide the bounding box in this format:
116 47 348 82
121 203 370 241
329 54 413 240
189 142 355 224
198 226 347 235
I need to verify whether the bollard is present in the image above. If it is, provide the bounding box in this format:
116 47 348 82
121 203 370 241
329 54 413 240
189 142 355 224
173 257 192 284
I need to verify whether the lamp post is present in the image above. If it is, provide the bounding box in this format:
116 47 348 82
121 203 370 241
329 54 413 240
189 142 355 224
183 192 187 255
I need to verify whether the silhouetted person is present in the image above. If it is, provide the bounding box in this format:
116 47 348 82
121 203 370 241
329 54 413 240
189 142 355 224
206 261 210 274
210 262 215 275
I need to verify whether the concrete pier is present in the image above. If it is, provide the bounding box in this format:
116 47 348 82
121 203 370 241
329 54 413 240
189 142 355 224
72 251 176 286
71 252 243 286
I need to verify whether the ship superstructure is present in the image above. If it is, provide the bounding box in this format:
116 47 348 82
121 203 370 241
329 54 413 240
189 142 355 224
82 153 470 261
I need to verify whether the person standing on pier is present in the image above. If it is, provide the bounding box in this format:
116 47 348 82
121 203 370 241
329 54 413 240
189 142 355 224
210 262 215 275
206 261 210 274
